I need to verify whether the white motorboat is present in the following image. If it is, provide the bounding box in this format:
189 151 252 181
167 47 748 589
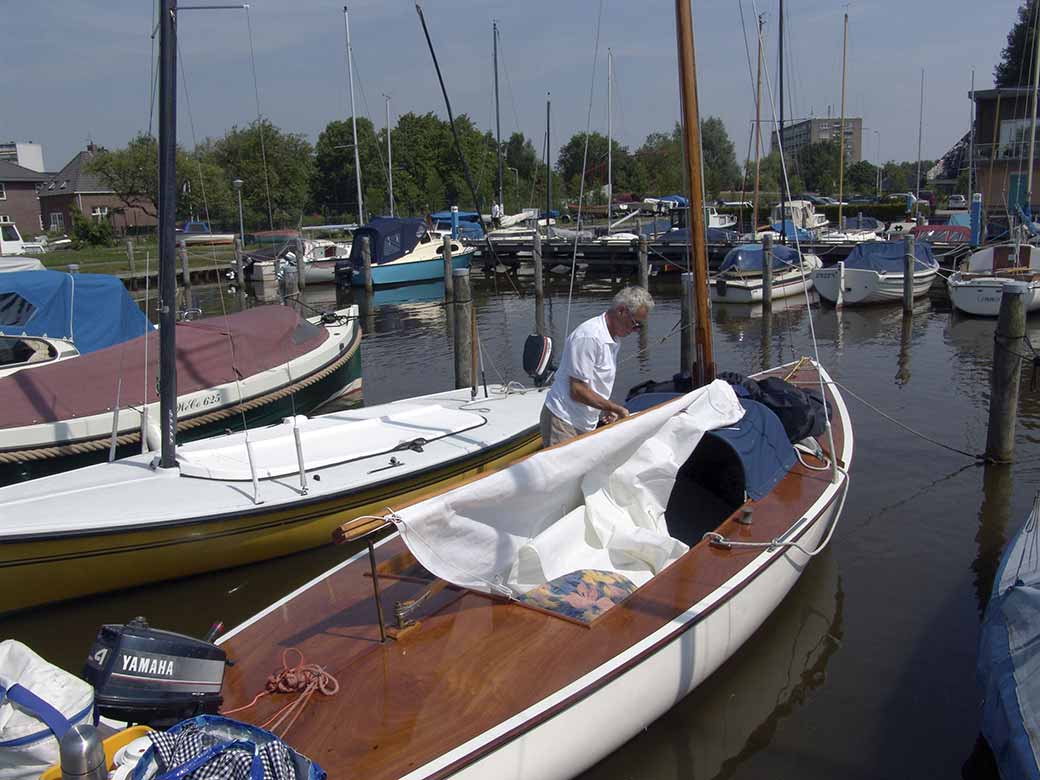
705 206 737 229
812 239 940 305
947 243 1040 316
770 199 829 230
711 242 822 303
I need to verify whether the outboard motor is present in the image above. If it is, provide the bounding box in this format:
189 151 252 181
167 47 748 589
82 617 226 728
523 334 556 387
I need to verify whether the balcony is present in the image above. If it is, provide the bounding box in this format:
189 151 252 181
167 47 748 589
973 141 1040 161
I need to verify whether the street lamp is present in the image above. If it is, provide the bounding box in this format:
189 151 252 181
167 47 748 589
232 179 245 247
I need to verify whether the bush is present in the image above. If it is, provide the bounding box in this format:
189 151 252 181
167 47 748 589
69 205 115 248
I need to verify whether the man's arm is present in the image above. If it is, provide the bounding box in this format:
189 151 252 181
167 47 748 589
568 377 629 421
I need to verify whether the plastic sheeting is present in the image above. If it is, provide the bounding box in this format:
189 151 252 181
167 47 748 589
719 243 801 274
840 240 938 273
395 380 745 595
0 271 152 355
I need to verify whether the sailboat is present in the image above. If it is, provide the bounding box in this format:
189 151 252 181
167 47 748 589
212 5 853 778
0 0 542 615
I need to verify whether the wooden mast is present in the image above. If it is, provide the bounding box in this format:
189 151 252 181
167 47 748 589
674 0 714 386
837 11 848 228
752 13 764 233
158 0 178 468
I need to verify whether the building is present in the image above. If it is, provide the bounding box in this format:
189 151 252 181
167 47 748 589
0 142 45 173
38 144 157 235
970 86 1040 213
770 117 863 163
0 160 49 237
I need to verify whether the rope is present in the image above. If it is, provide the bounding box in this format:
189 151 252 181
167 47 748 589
220 648 339 739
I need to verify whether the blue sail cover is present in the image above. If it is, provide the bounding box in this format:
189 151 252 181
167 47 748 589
842 240 938 273
350 217 426 265
719 243 801 273
0 271 153 354
658 227 739 244
770 220 815 242
705 399 795 500
431 210 486 239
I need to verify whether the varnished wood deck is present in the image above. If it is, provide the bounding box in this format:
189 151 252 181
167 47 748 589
219 363 847 779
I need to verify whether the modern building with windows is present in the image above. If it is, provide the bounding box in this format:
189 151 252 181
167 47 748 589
970 86 1040 213
770 117 863 163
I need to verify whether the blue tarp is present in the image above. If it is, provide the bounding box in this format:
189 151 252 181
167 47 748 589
949 212 972 228
349 217 426 266
431 210 485 239
704 400 796 500
658 227 739 244
658 194 688 207
770 220 815 242
0 271 153 354
842 240 938 273
719 243 801 274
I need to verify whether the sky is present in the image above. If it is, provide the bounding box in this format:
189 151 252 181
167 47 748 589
1 0 1016 177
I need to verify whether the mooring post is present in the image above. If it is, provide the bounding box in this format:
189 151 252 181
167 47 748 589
533 229 545 336
295 236 307 292
986 281 1028 462
836 260 846 308
233 237 245 286
903 233 914 312
453 269 473 390
177 239 190 287
681 271 696 378
762 232 774 311
360 234 373 294
443 235 454 302
638 235 650 290
125 239 136 280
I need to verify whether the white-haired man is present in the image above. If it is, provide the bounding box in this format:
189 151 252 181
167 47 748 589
540 286 654 447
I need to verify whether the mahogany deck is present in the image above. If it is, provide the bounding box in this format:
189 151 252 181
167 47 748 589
219 363 846 779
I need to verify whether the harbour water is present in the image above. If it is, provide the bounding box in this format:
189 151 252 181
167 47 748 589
4 270 1035 778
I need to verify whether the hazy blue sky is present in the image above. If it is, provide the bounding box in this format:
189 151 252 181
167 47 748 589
2 1 1015 175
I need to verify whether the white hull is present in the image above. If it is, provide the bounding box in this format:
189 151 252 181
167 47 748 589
813 265 938 305
947 275 1040 317
710 257 822 304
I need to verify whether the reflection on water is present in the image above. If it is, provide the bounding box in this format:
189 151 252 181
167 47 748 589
6 271 1040 778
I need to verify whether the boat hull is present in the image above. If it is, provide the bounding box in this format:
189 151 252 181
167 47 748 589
813 266 938 305
352 252 473 287
947 275 1040 316
710 268 816 303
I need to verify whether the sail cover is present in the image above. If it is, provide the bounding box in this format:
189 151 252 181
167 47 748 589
349 218 425 265
719 243 801 273
842 240 938 273
394 380 745 596
0 270 152 354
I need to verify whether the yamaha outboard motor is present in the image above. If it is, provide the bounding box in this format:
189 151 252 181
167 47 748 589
82 617 226 728
523 334 556 387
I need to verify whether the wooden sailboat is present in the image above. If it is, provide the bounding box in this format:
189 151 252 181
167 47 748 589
0 0 542 616
213 5 853 778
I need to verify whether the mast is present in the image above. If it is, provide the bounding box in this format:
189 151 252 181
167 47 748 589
752 14 764 233
607 48 613 234
674 0 714 386
1027 8 1040 213
384 94 394 217
837 11 848 228
546 93 552 226
158 0 178 469
494 21 503 213
915 68 923 215
968 69 974 202
778 0 786 243
343 6 365 225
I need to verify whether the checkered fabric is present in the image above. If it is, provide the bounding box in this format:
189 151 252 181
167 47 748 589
146 723 296 780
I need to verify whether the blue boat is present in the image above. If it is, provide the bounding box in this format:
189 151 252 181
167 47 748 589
430 210 485 240
346 217 473 287
979 492 1040 780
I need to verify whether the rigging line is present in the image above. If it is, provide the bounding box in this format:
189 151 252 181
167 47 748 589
245 6 275 231
563 0 605 338
349 48 395 211
148 0 159 138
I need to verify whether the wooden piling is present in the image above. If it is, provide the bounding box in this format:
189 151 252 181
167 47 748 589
681 271 696 378
986 281 1028 462
177 240 190 286
762 232 773 310
443 235 454 302
638 235 649 290
360 235 373 294
903 234 914 312
233 238 245 286
453 269 473 391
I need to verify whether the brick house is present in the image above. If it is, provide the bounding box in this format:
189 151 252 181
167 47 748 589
38 144 157 235
0 160 49 237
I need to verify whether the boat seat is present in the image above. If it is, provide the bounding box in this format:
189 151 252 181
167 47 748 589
516 569 637 624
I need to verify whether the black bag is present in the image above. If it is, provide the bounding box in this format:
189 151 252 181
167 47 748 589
719 372 831 442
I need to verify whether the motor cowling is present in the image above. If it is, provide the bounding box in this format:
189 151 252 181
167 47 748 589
81 617 225 728
522 334 555 387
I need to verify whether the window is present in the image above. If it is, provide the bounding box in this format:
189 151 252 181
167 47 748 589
59 181 67 190
0 183 5 200
91 206 108 221
0 337 56 368
49 212 64 231
383 230 402 257
1 224 17 241
46 182 55 190
0 293 35 326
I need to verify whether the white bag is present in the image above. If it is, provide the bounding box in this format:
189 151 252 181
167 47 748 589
0 640 94 780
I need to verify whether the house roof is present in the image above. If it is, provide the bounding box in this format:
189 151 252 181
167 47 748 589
0 160 49 183
38 147 113 198
971 87 1034 101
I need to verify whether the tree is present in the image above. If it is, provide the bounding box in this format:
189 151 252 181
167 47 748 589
996 0 1040 87
796 141 840 194
845 160 878 195
635 125 684 195
700 117 739 196
312 118 384 222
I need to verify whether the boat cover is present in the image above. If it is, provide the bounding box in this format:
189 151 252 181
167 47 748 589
394 380 745 596
430 210 486 239
841 240 938 273
704 400 795 500
719 243 801 273
842 215 883 231
0 271 152 355
0 257 45 273
349 218 426 265
658 227 739 244
0 306 328 428
658 194 689 207
979 493 1040 780
770 220 815 242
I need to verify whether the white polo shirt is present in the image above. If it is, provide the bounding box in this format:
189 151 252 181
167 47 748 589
544 313 620 432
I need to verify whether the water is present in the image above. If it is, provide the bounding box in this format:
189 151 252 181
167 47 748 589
4 270 1036 779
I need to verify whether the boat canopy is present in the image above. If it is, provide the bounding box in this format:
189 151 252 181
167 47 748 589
431 210 485 239
719 243 801 273
658 194 689 207
770 220 815 242
0 271 152 354
842 240 938 272
910 224 970 243
842 214 883 231
349 217 426 265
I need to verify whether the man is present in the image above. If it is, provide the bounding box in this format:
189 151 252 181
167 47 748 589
540 286 654 447
491 202 502 229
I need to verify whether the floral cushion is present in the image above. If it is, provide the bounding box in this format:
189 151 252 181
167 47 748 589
517 569 637 623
